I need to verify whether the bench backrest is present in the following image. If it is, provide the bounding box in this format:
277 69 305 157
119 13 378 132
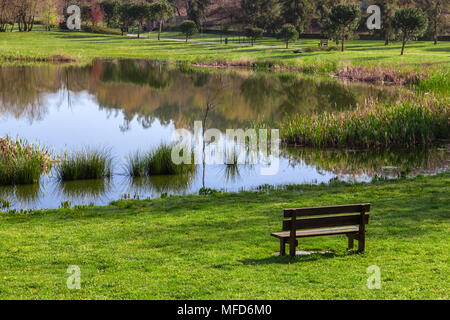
282 204 370 232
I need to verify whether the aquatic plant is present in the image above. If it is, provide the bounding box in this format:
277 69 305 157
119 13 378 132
282 96 449 149
147 144 195 175
0 137 52 186
56 148 112 181
124 151 147 178
125 144 196 177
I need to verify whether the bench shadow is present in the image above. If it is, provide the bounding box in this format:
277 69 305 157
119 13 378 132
240 250 353 265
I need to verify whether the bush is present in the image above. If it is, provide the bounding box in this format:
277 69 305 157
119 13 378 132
0 137 52 186
83 25 121 35
56 148 112 181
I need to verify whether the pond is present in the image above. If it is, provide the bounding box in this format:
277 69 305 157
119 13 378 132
0 60 448 210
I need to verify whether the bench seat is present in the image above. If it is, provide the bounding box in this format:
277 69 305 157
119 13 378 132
271 226 359 239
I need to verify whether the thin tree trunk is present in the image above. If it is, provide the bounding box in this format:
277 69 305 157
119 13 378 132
385 33 389 46
434 21 438 45
158 21 162 40
341 38 344 52
401 37 406 55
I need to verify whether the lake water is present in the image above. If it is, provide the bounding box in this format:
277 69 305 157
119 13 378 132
0 60 448 210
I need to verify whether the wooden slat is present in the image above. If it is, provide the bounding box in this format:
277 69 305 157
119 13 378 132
284 203 370 218
271 226 359 239
283 214 369 231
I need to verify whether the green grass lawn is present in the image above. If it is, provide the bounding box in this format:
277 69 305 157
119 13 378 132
1 31 449 71
0 173 448 299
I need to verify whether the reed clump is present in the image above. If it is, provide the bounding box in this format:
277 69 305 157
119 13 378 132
56 148 112 181
0 137 52 186
125 144 196 177
283 96 449 149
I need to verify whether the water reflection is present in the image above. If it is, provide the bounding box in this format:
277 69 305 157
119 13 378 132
0 59 405 130
284 147 450 178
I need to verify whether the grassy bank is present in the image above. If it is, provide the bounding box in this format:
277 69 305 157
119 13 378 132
1 31 449 73
0 173 448 299
281 96 449 148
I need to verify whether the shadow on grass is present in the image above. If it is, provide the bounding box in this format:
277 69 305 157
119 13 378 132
240 251 342 265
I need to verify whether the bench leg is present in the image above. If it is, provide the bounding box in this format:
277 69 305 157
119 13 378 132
289 240 299 258
347 234 354 250
280 239 286 256
358 233 365 253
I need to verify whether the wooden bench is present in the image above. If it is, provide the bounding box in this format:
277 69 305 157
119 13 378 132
318 39 328 47
271 204 370 257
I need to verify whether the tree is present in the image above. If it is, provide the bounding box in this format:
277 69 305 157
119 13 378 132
89 0 104 26
244 27 264 46
118 2 135 36
241 0 282 32
277 24 299 49
131 2 151 38
393 8 428 55
179 20 198 42
374 0 398 45
15 0 40 32
100 0 119 28
150 0 174 40
187 0 210 30
417 0 448 45
325 4 361 52
281 0 314 34
0 0 17 32
41 0 58 31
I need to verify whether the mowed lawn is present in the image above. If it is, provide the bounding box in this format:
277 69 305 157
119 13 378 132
0 173 448 299
1 31 449 69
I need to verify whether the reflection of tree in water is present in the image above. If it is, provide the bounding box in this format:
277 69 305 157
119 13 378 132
0 60 404 132
0 66 60 122
283 147 450 178
101 60 174 91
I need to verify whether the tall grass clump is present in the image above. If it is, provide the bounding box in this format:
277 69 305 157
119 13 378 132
125 144 196 177
147 144 195 175
56 148 112 181
283 97 449 149
0 137 52 186
414 70 450 96
124 151 147 177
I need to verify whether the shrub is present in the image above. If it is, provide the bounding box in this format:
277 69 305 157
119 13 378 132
83 25 121 35
56 148 112 181
0 137 52 186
